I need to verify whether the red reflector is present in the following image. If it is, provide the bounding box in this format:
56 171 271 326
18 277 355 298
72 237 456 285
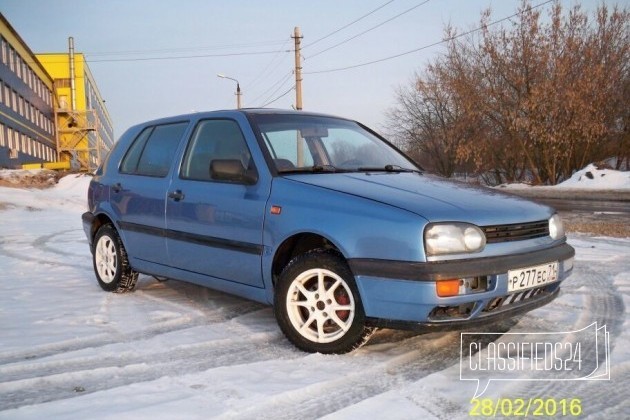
436 279 460 297
270 205 282 215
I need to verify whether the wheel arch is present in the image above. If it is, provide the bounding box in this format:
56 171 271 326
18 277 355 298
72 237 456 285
271 232 346 286
89 213 116 249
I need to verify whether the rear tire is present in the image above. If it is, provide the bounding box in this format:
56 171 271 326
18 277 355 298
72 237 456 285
274 249 375 354
92 224 138 293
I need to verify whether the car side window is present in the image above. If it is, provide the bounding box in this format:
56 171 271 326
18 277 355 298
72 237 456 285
180 119 254 182
120 127 153 174
120 122 188 177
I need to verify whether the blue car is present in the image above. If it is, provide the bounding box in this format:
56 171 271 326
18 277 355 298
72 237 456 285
82 109 575 353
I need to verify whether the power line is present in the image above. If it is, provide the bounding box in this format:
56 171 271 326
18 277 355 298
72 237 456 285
302 0 396 49
306 0 431 60
246 37 292 92
261 85 296 108
84 39 289 56
251 70 294 105
305 0 554 74
259 73 295 107
84 49 287 63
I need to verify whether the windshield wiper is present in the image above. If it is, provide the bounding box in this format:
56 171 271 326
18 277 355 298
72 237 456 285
279 164 341 174
357 164 423 174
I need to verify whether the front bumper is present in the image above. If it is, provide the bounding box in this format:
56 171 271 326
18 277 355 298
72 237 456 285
350 243 575 327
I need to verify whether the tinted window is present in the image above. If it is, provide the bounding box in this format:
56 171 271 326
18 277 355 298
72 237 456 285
180 119 253 182
122 122 188 177
120 127 153 173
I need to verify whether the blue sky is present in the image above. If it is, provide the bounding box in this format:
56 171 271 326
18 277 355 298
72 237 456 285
1 0 608 136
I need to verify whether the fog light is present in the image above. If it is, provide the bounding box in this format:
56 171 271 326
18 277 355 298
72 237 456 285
436 279 461 297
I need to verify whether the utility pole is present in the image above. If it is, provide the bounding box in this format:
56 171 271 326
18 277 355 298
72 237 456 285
293 27 303 110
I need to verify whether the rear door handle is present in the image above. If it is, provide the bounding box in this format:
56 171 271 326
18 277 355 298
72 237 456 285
112 183 122 193
168 190 185 201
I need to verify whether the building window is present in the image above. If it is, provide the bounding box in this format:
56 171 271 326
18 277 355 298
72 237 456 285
0 124 5 147
0 37 6 64
11 90 17 112
8 46 14 72
12 130 19 152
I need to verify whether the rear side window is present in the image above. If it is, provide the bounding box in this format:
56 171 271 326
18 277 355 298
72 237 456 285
120 122 188 177
120 127 152 173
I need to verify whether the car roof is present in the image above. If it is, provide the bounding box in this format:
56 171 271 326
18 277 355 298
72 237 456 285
127 108 353 131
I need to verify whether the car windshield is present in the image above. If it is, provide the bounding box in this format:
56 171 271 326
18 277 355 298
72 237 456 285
251 114 419 174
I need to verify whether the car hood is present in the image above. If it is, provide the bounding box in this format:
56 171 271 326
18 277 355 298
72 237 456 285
286 172 553 226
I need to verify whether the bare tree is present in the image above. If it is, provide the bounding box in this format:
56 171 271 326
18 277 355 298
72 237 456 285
387 1 629 184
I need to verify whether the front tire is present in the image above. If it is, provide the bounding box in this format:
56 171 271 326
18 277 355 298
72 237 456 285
92 224 138 293
274 250 375 354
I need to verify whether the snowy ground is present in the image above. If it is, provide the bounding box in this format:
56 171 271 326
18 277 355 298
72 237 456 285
0 173 628 419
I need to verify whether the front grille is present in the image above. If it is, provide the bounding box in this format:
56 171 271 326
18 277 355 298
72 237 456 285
483 286 547 313
482 220 549 244
427 285 553 321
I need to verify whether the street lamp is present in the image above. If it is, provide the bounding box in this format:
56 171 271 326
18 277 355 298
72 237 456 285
217 73 242 109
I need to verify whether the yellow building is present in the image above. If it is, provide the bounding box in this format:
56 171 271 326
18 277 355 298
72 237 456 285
37 41 114 172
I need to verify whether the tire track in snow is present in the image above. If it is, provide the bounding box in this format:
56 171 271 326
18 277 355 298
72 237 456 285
489 255 628 416
227 321 518 420
0 330 296 410
0 232 91 270
31 229 88 258
0 294 266 366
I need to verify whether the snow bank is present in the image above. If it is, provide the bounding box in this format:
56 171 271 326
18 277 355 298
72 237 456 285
0 172 90 213
556 164 630 189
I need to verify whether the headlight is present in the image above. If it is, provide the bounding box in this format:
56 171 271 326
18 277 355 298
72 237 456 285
549 214 565 240
424 223 486 256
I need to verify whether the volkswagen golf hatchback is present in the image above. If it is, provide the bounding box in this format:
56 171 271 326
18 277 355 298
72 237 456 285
82 109 575 353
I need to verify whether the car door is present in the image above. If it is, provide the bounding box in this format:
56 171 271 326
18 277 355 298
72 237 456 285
165 118 269 287
111 121 189 268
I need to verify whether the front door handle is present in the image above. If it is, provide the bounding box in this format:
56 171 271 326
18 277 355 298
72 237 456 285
112 183 122 193
168 190 185 201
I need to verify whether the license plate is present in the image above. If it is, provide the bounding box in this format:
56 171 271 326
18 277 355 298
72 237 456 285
508 262 559 292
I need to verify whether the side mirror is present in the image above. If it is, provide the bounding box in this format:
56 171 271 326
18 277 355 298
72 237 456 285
210 159 257 185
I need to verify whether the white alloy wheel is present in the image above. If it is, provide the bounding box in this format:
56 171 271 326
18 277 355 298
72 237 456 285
286 268 356 343
92 224 138 293
95 234 118 283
